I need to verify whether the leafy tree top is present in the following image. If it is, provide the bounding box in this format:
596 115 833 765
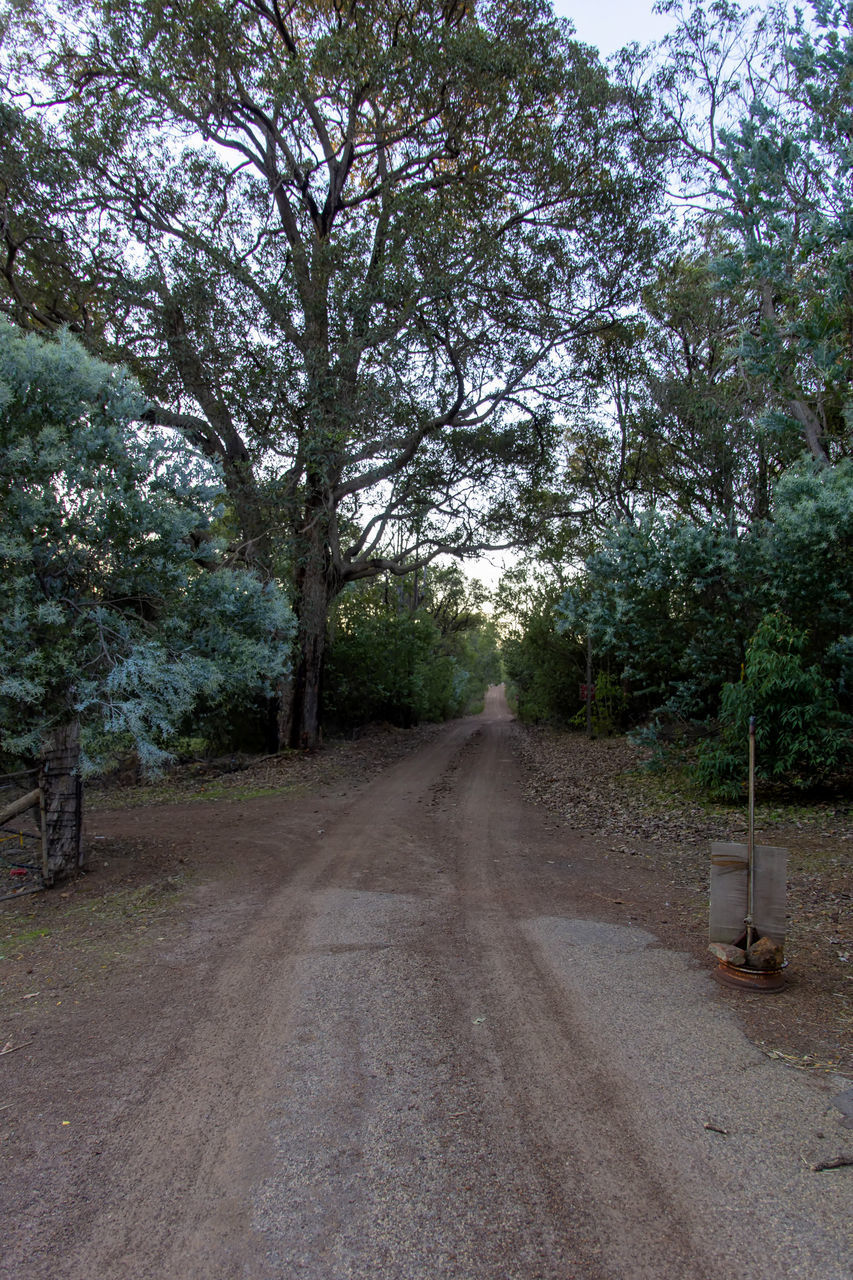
0 320 294 771
1 0 664 576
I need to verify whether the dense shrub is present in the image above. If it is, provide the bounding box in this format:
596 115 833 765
323 575 500 732
0 322 294 774
552 460 852 789
695 613 852 797
501 600 585 726
557 512 767 721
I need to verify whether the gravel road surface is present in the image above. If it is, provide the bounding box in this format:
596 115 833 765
2 686 851 1279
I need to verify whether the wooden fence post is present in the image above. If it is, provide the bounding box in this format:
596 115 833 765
40 720 83 885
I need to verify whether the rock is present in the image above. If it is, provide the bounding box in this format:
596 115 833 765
747 936 785 971
709 942 747 966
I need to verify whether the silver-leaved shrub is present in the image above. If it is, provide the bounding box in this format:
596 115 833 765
0 321 294 774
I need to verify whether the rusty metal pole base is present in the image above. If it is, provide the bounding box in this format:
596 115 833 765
712 961 787 993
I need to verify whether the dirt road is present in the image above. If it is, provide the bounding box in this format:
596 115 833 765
2 687 851 1279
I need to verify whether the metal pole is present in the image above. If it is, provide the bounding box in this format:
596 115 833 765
586 633 593 739
746 715 756 951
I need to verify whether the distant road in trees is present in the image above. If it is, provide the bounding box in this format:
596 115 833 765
2 686 850 1279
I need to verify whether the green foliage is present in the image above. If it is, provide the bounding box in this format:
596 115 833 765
625 0 853 466
569 672 629 737
324 604 449 730
558 512 767 720
717 1 853 463
501 596 585 727
695 613 852 797
770 458 853 672
556 244 777 534
323 570 500 732
0 321 295 772
0 0 666 744
557 457 852 731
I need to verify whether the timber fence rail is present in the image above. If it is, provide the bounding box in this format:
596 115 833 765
0 768 48 899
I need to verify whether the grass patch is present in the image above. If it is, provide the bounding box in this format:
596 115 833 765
0 871 190 972
0 924 51 956
185 782 302 803
621 752 849 837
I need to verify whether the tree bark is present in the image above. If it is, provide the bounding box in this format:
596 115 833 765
39 720 83 885
787 399 830 467
758 281 830 465
282 509 339 750
276 669 296 752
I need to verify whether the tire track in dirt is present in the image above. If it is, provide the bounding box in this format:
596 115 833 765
440 715 715 1279
251 713 597 1279
3 688 850 1280
10 719 484 1280
433 698 851 1280
9 822 333 1278
247 690 710 1279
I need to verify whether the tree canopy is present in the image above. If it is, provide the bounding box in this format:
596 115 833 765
0 320 294 775
499 0 851 791
618 0 852 466
0 0 662 745
0 0 849 788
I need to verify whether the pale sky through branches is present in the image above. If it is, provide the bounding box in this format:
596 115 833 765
552 0 674 56
476 4 676 593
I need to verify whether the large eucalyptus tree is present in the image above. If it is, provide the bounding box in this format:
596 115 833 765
1 0 661 745
617 0 853 469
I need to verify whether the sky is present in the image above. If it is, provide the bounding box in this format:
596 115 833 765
551 0 674 57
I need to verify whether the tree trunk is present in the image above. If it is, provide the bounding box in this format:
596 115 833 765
40 720 83 885
276 669 296 752
280 514 338 750
754 433 771 521
788 399 830 467
758 280 830 466
585 634 594 740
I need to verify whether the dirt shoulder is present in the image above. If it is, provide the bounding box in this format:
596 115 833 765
513 725 853 1076
0 724 442 1013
